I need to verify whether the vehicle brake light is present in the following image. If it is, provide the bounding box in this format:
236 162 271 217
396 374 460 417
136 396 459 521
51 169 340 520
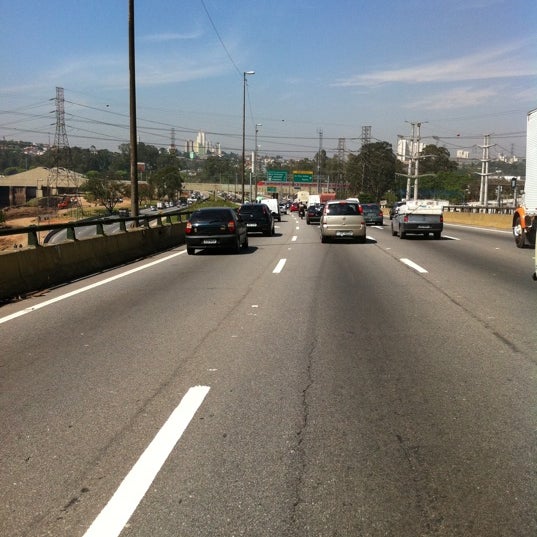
185 221 193 234
227 220 236 232
357 205 363 215
404 215 409 223
440 215 444 223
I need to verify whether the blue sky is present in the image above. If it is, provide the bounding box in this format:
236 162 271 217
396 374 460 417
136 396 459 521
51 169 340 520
1 0 535 160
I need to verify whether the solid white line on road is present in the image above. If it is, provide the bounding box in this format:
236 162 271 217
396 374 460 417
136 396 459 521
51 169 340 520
83 385 210 537
296 226 300 230
400 258 428 273
442 235 460 240
291 236 297 241
273 258 287 273
0 250 187 325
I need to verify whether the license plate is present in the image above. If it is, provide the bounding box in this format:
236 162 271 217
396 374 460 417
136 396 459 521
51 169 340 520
203 239 218 244
336 231 353 237
417 225 431 229
247 223 257 227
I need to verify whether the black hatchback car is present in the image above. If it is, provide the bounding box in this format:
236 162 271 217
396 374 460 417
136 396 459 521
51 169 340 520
306 203 324 225
361 203 384 225
238 203 274 235
185 207 248 255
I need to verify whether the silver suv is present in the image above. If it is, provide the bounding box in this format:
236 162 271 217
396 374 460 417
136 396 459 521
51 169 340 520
320 200 366 243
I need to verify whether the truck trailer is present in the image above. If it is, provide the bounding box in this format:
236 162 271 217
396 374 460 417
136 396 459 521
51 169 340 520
513 108 537 251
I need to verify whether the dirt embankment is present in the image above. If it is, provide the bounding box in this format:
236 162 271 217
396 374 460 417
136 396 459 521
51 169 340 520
0 207 73 251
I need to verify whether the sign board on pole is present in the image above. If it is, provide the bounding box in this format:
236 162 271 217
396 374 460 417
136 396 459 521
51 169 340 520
267 170 288 182
293 171 314 183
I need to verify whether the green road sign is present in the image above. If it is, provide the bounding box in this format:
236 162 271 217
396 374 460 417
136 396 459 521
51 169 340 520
267 170 288 182
293 171 313 183
267 187 277 192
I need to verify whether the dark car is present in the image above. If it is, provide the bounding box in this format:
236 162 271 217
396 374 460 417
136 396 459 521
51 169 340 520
361 203 384 225
306 203 324 225
238 203 274 235
185 207 248 255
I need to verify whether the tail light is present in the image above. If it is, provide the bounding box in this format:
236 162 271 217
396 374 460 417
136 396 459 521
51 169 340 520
357 205 363 215
440 215 444 223
379 210 384 217
185 221 193 234
227 220 236 232
404 215 409 223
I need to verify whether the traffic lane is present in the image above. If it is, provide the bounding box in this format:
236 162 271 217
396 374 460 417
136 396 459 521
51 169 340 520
290 238 537 535
0 216 300 536
3 219 535 536
124 233 537 536
367 224 537 361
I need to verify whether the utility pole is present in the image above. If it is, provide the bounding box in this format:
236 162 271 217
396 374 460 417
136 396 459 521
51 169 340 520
317 128 323 193
478 134 493 206
129 0 139 216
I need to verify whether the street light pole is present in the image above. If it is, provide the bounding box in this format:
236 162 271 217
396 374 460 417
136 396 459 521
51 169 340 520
242 71 255 203
254 123 262 199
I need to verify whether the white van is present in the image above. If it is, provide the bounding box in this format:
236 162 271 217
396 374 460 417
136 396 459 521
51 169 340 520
307 194 321 206
260 198 281 221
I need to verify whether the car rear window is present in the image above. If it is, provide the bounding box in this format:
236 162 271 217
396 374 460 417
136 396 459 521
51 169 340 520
326 203 359 216
239 205 266 215
191 209 232 222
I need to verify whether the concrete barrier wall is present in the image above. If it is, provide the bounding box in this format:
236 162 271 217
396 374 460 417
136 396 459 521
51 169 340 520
443 211 512 230
0 222 186 300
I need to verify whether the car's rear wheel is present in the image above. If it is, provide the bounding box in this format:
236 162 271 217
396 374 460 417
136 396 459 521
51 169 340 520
187 246 195 255
391 225 397 236
400 231 406 239
242 235 249 249
434 232 441 240
513 216 526 248
321 234 328 243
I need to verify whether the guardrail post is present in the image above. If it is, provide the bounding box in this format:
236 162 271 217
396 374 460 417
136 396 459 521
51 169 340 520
165 215 172 224
119 220 127 232
95 222 104 235
156 215 163 226
28 225 40 248
66 225 77 241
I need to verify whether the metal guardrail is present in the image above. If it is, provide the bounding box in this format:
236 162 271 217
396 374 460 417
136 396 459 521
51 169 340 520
444 205 515 215
0 210 191 247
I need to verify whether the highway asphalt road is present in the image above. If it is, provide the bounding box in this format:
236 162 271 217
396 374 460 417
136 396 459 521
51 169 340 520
1 215 536 536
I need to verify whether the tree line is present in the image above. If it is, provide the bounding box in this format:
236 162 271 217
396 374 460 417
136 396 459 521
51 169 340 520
0 139 525 207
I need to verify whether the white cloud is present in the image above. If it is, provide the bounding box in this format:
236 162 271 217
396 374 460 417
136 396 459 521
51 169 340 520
406 86 498 110
140 31 201 43
334 40 537 87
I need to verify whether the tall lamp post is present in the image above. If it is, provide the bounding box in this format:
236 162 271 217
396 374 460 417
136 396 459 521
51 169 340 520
254 123 262 199
242 70 255 203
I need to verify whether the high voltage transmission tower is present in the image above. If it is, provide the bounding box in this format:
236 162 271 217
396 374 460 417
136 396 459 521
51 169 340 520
361 125 371 146
360 126 372 192
47 87 82 211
